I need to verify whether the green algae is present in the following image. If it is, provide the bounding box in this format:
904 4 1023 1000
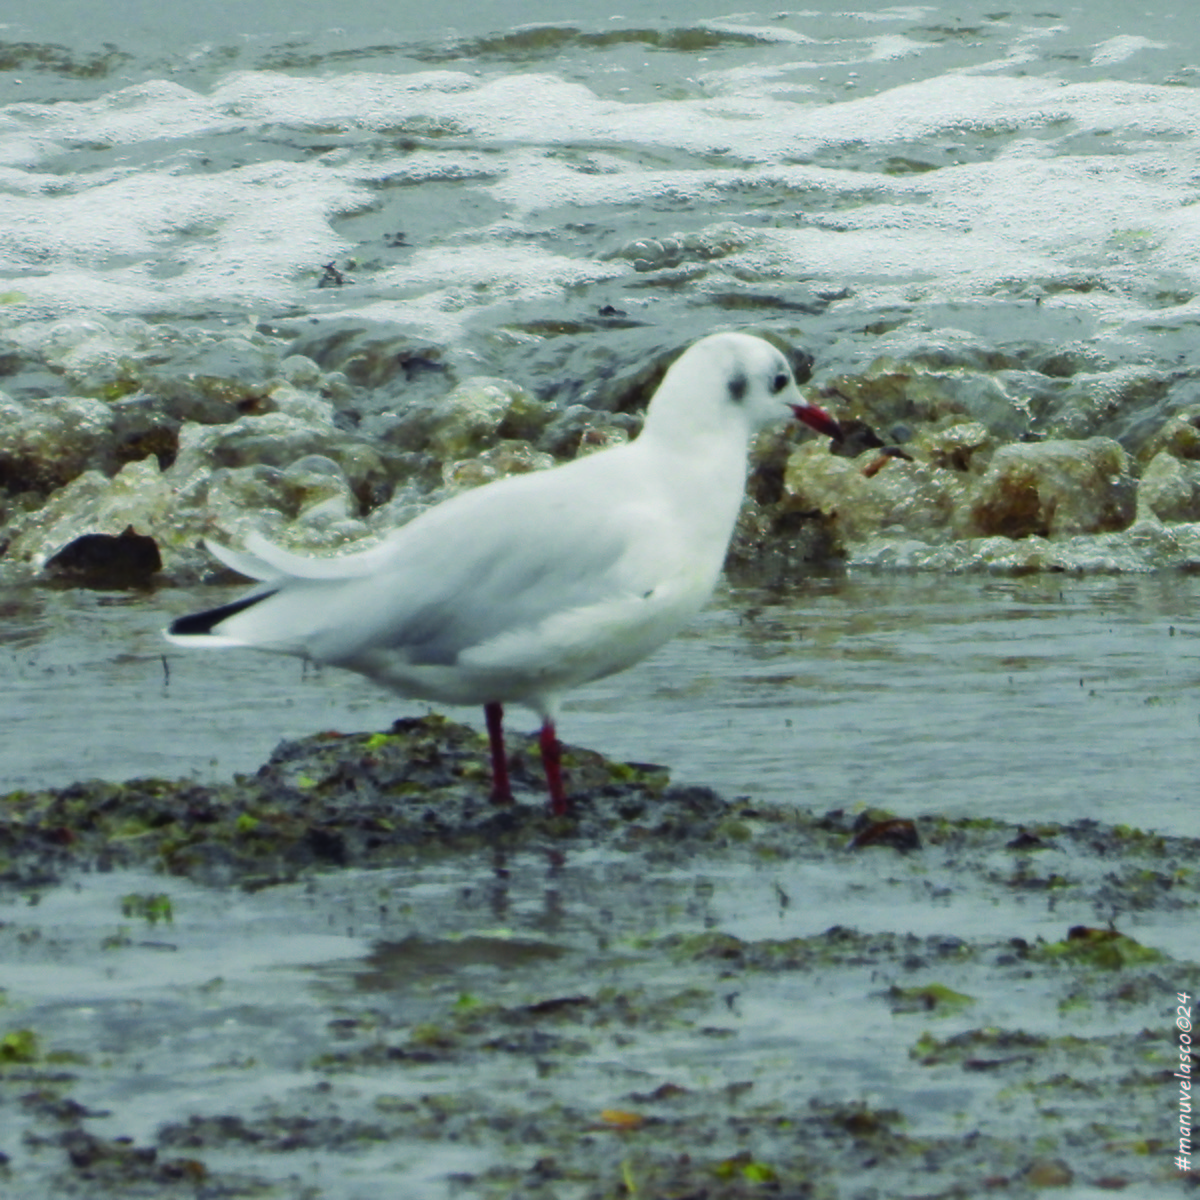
1031 926 1168 970
888 982 976 1014
0 1027 39 1065
119 892 173 925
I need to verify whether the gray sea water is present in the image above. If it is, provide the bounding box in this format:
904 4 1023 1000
3 2 1200 834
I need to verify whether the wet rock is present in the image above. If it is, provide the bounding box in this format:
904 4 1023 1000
429 379 529 459
57 1126 206 1188
726 497 839 578
0 394 118 494
1138 451 1200 522
106 396 182 471
172 411 330 473
818 357 1033 439
498 387 568 444
850 518 1200 573
828 417 887 459
2 323 1183 584
783 440 967 545
870 328 1026 374
1042 368 1176 448
731 426 846 570
1139 412 1200 463
0 715 725 883
3 460 173 572
129 335 288 423
442 441 555 489
775 419 1147 563
363 482 439 537
385 377 555 460
32 315 143 381
178 462 369 554
0 335 24 377
279 354 324 388
169 410 388 507
281 319 453 395
914 421 996 473
537 404 638 458
44 526 161 588
850 817 921 852
1023 343 1108 379
969 438 1136 538
3 445 370 578
26 315 306 426
1006 828 1053 851
279 454 355 522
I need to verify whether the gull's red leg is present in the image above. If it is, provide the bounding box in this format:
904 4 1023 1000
539 720 569 815
484 702 514 805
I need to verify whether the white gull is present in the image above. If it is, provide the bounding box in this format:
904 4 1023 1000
165 331 841 814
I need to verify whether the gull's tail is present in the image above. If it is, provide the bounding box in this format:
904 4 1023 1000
165 588 279 645
163 534 383 654
165 536 298 649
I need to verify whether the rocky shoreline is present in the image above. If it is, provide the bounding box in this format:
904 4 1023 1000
6 318 1200 591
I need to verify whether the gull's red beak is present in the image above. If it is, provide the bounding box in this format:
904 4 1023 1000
791 401 843 442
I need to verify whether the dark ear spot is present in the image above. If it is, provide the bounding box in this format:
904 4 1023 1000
728 372 748 402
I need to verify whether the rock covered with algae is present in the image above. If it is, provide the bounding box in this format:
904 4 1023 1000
765 349 1200 571
0 394 122 495
6 313 1200 581
0 714 725 887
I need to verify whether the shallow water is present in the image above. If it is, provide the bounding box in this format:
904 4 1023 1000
4 573 1198 838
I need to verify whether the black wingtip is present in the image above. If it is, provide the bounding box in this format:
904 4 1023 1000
169 590 276 637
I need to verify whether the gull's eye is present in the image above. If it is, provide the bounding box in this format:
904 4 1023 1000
771 372 790 394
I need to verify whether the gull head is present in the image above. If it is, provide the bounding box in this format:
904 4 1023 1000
644 331 842 444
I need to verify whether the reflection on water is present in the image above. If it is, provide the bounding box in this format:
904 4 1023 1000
2 573 1196 836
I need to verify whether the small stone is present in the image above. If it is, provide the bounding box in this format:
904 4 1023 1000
1022 1158 1074 1188
44 526 161 588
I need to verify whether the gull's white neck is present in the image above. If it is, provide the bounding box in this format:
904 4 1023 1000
628 405 756 553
